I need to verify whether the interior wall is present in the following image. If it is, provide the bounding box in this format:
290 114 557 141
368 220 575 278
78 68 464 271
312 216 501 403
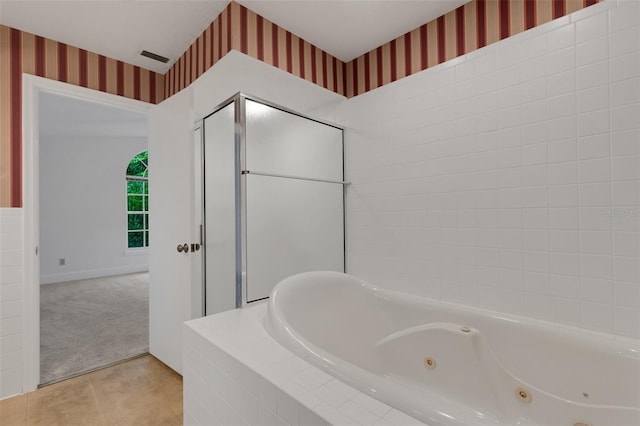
342 0 639 338
0 24 163 208
345 0 602 97
147 51 347 374
165 0 601 101
0 208 23 398
191 51 345 122
39 135 148 284
164 1 346 100
1 1 601 209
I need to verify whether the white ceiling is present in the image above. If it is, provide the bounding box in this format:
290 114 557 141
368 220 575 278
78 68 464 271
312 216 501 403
0 0 468 74
39 92 147 138
237 0 469 62
0 1 229 73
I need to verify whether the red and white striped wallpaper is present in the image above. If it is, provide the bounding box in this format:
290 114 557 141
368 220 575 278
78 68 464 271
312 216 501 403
345 0 600 97
165 0 600 100
164 1 346 99
1 0 601 207
0 25 165 207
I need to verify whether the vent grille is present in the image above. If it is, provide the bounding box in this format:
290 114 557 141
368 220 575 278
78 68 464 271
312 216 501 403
140 50 169 63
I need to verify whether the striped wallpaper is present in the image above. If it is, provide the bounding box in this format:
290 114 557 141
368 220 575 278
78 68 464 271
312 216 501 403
165 0 600 100
164 1 346 99
1 0 600 207
345 0 600 97
0 25 164 208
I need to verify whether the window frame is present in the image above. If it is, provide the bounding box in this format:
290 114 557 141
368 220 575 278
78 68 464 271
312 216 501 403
126 152 149 252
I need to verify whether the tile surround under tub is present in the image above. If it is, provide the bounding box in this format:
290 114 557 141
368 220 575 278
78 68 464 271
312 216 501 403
183 302 424 426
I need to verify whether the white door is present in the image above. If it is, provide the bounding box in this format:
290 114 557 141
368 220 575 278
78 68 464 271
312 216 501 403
191 124 204 318
148 87 197 373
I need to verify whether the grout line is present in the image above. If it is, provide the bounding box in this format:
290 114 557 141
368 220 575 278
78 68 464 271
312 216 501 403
139 358 183 423
25 391 30 426
88 382 110 426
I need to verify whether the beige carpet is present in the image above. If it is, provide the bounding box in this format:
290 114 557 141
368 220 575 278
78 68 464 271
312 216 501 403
40 272 149 385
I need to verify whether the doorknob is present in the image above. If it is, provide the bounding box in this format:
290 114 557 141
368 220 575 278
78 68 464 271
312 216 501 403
177 243 189 253
191 243 201 252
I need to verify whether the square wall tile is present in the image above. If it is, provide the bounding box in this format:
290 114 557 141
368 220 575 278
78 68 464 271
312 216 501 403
577 85 609 114
582 278 613 304
609 26 640 59
580 231 613 255
613 232 640 257
610 77 640 107
615 306 640 338
576 61 609 90
579 183 611 206
579 158 610 183
614 282 640 309
551 297 582 326
611 155 640 181
611 104 640 132
610 53 640 83
582 301 614 333
576 11 608 43
578 134 610 160
549 185 578 207
578 109 610 137
576 38 609 67
581 255 613 280
611 130 639 155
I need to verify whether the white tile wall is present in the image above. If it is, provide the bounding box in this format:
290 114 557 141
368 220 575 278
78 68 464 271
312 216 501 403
342 0 640 339
0 208 23 399
183 304 424 426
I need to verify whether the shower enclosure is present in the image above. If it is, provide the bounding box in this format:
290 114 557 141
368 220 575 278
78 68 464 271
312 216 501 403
198 93 346 315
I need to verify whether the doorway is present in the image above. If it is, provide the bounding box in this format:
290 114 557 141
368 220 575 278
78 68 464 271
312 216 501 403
22 75 153 390
37 92 150 384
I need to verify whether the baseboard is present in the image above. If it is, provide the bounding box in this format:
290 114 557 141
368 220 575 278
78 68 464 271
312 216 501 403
40 265 149 284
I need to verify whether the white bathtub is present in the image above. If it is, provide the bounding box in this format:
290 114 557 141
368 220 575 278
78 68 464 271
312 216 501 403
265 271 640 426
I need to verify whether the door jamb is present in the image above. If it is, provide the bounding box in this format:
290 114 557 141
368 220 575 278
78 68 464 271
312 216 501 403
22 74 152 392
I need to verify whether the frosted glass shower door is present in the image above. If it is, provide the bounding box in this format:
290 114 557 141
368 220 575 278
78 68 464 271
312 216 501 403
244 99 344 302
245 176 344 301
203 102 238 314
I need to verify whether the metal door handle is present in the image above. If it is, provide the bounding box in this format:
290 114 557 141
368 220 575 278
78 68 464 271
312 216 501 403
177 243 189 253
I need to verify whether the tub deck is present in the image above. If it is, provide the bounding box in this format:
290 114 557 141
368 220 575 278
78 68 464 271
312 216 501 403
183 301 424 426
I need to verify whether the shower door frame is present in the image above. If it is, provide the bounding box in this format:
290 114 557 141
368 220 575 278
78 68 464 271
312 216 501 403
200 92 347 312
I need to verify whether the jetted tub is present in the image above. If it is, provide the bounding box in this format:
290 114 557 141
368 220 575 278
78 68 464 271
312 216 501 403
265 271 640 426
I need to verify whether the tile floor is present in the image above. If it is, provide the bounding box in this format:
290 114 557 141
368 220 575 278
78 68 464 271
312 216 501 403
0 355 182 426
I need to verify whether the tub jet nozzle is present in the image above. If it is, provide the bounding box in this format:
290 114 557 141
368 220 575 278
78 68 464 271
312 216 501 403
423 357 436 369
515 387 532 403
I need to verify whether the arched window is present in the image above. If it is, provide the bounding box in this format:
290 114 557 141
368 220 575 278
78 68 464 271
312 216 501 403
126 151 149 248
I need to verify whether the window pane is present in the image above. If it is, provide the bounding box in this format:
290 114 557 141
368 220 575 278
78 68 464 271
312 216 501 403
145 231 149 246
128 214 144 230
143 181 149 194
143 195 149 211
128 232 144 248
126 151 148 177
144 214 149 229
128 195 143 211
127 180 143 194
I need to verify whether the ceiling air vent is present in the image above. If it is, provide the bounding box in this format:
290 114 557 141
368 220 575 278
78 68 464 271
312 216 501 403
140 50 170 63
